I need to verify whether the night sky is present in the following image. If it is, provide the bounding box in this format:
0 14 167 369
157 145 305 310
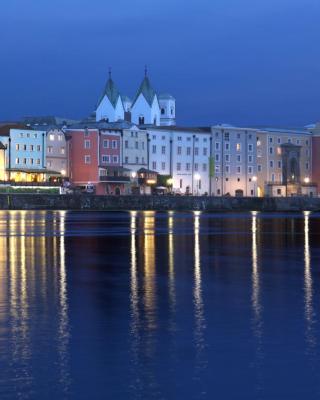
1 0 319 126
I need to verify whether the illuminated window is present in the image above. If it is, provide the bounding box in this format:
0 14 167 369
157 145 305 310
49 134 55 141
236 143 241 151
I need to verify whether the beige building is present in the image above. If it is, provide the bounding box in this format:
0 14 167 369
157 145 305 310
122 125 148 172
46 128 68 178
256 128 313 197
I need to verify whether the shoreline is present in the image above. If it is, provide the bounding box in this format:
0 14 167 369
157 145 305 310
0 194 319 212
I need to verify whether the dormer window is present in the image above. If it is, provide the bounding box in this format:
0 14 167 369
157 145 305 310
161 108 165 115
139 116 145 125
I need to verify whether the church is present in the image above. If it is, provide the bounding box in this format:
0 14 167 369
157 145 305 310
94 69 176 127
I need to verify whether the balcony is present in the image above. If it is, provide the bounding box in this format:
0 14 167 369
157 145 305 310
99 175 130 183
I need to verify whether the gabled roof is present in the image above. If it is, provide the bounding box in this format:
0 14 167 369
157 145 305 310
132 76 157 107
97 77 121 109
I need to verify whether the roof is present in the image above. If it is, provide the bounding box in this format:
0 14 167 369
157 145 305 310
132 76 157 107
97 77 121 108
0 124 31 136
137 168 158 175
147 126 211 133
257 127 311 135
0 141 6 150
22 116 79 126
67 120 137 130
158 93 175 101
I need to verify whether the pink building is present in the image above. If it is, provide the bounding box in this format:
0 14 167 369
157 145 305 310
68 127 131 195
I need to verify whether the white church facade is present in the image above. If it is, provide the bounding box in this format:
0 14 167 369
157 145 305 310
95 71 176 127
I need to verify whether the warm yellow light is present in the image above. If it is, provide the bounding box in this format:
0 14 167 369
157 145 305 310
61 169 66 176
304 177 310 184
194 173 201 181
131 171 137 178
167 178 173 185
146 179 156 185
252 176 257 182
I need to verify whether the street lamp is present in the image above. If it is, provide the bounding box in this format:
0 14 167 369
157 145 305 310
167 178 173 193
194 173 201 196
131 171 137 179
252 176 257 197
304 177 310 184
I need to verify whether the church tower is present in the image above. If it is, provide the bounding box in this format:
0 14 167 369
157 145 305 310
131 68 160 126
95 70 125 122
159 93 176 126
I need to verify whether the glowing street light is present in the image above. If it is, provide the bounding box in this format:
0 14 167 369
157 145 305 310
131 171 137 179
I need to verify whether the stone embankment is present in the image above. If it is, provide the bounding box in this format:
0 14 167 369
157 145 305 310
0 194 319 211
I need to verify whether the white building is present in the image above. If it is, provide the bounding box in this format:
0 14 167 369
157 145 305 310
95 73 125 122
95 71 175 127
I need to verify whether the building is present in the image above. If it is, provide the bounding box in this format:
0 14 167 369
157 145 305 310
46 128 68 179
256 128 314 197
95 70 175 127
122 125 148 172
0 125 52 183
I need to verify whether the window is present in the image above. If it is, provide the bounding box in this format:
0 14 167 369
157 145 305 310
270 160 274 168
248 166 253 174
187 137 191 142
277 189 282 195
215 142 220 150
278 161 281 168
187 147 191 155
177 136 182 141
248 144 253 152
161 162 166 170
23 145 27 151
194 163 198 171
215 154 220 162
277 147 281 155
248 155 253 163
296 139 300 145
236 143 241 151
177 146 182 155
152 161 157 170
236 154 241 162
102 155 110 163
161 146 166 155
60 147 65 155
136 157 139 164
236 166 241 174
224 132 229 141
84 155 91 164
177 163 181 171
258 165 262 172
49 134 55 141
202 164 207 171
288 138 292 143
84 129 90 137
58 134 63 141
152 135 156 140
36 158 41 165
269 147 273 155
161 108 165 115
215 165 220 173
37 145 41 151
180 179 183 188
225 165 230 173
225 143 230 151
277 137 281 144
33 134 38 139
306 162 309 170
203 138 207 143
125 140 128 149
248 134 252 140
19 133 23 138
271 173 275 182
103 140 109 148
48 146 53 153
186 163 190 171
30 158 34 165
113 156 118 163
135 141 139 149
152 145 156 154
30 145 34 151
15 144 19 150
125 156 129 163
306 140 309 146
26 133 30 138
112 140 117 149
225 154 230 162
15 158 20 164
237 133 241 139
269 137 273 143
195 147 199 156
47 160 51 167
203 148 207 156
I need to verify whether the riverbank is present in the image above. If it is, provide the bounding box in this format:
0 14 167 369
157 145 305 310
0 194 319 211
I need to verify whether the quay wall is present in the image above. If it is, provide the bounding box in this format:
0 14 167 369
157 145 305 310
0 194 320 211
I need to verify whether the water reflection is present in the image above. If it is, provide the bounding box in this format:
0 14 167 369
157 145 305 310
251 211 264 394
304 211 316 352
193 211 207 391
0 211 71 399
168 211 176 314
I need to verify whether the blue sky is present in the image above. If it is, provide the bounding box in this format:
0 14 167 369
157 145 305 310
1 0 319 126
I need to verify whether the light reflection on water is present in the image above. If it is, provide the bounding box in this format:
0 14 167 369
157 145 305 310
0 210 319 399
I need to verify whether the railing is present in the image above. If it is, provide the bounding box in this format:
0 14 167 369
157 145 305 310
0 181 61 187
99 176 131 183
